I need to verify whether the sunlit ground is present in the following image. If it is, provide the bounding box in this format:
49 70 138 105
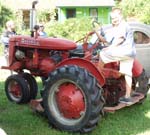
136 130 150 135
0 56 12 81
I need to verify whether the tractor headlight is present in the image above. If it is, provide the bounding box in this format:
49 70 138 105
15 50 25 60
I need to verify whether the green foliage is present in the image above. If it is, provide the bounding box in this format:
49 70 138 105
0 4 14 32
45 17 93 41
38 11 50 23
0 44 4 56
37 9 56 23
137 1 150 24
118 0 150 24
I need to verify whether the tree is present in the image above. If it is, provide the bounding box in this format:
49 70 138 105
118 0 150 24
0 3 13 31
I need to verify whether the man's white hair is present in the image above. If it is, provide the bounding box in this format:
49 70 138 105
6 20 14 28
110 8 123 18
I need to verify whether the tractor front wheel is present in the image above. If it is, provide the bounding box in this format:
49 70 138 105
21 73 38 100
43 65 105 133
5 74 30 104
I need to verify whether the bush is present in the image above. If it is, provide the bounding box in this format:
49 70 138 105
0 4 14 32
118 0 150 24
45 17 93 41
0 44 4 56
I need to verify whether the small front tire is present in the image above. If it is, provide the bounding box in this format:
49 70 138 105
5 74 30 104
21 73 38 100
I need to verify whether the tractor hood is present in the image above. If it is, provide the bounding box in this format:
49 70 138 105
10 36 77 50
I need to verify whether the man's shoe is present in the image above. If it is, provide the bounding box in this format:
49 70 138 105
119 97 133 105
131 91 140 97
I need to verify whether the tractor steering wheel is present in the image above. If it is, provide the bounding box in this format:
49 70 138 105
83 20 105 45
92 20 101 29
92 21 106 43
76 20 102 44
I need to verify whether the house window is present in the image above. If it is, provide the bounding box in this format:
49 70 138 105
90 8 98 20
66 9 76 19
22 10 30 29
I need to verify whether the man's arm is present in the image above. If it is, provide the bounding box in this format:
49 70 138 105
110 37 125 47
95 30 107 43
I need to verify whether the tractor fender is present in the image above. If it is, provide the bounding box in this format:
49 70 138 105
57 58 105 86
132 58 143 77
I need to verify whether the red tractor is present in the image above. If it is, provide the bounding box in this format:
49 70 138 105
1 26 149 133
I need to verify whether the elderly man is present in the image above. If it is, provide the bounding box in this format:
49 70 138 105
95 8 136 104
1 20 16 65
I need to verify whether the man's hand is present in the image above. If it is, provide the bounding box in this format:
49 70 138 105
94 30 107 43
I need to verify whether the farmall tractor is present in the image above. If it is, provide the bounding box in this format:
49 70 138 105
1 22 149 133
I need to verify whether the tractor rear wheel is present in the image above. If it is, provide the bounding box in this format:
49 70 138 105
133 69 149 102
5 74 30 104
21 73 38 100
43 65 105 133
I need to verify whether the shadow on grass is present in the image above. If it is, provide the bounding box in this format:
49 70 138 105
0 79 150 135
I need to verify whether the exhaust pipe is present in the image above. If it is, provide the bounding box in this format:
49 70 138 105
30 0 38 37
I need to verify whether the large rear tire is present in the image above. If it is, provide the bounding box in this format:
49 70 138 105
5 74 30 104
133 69 149 101
43 65 105 133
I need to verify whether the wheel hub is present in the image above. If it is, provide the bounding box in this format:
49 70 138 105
56 83 85 119
9 81 21 98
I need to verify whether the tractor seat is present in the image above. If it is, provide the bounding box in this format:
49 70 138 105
69 43 97 58
69 44 85 57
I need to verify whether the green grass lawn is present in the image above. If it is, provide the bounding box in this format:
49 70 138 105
0 69 150 135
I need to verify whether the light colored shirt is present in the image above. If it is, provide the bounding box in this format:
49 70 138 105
1 30 16 46
91 21 136 58
39 31 47 37
106 21 136 58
